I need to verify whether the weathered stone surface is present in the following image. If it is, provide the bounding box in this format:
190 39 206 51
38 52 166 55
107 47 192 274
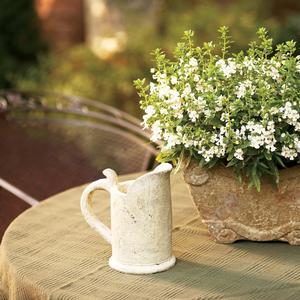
183 160 300 245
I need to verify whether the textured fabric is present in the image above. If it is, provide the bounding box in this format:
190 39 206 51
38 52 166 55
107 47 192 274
0 172 299 300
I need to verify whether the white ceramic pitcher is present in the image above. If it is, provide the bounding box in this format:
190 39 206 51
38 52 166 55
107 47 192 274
80 163 176 274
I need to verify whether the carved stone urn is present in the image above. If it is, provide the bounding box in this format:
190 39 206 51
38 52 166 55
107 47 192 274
183 160 300 245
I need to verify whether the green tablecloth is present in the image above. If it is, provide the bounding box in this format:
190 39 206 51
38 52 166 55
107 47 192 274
0 172 299 299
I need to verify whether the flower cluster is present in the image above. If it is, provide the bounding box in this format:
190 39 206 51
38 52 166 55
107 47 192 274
134 27 300 191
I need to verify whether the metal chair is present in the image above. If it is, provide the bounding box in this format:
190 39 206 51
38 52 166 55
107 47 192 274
0 90 158 239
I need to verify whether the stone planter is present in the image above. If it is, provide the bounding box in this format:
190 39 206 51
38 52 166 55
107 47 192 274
183 160 300 245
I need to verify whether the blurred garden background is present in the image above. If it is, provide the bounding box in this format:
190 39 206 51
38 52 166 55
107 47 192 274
0 0 300 238
1 0 300 117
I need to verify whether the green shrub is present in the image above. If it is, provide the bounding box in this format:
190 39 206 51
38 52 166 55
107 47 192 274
135 28 300 190
0 0 46 88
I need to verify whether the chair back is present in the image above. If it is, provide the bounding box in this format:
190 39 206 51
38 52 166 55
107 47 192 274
0 91 158 239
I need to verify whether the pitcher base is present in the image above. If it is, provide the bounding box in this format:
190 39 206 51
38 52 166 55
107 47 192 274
108 256 176 274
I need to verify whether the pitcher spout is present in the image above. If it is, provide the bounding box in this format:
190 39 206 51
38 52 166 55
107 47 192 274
125 163 173 198
151 163 173 174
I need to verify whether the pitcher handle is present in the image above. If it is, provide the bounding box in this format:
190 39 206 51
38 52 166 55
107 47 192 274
80 169 118 245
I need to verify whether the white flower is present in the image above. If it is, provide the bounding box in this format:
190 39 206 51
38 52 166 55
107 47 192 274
145 105 155 116
279 102 299 127
269 66 281 81
170 76 177 85
188 110 199 122
234 126 246 140
176 126 183 134
174 110 184 119
246 121 277 151
234 149 244 160
189 57 198 67
221 112 229 122
142 105 156 126
160 108 168 115
150 82 157 94
158 84 171 99
204 109 211 117
168 89 180 103
198 146 215 162
184 139 194 148
193 74 200 82
196 130 227 161
156 73 168 85
163 132 181 149
171 102 181 110
236 83 246 99
150 120 162 142
216 59 236 78
295 138 300 153
269 107 279 115
226 60 237 77
243 57 255 70
216 95 225 105
236 80 255 99
216 59 225 67
184 58 198 75
182 84 191 98
194 96 206 111
281 146 297 160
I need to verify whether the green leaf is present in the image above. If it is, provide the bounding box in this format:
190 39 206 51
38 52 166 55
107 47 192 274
227 152 234 161
264 152 272 161
226 159 238 167
258 161 268 169
173 150 186 173
252 174 261 192
207 158 218 168
266 160 280 184
246 148 257 155
274 155 286 168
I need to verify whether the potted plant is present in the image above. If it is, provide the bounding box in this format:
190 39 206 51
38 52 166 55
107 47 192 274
134 27 300 245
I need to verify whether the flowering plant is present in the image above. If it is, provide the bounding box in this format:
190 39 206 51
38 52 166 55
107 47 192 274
134 27 300 191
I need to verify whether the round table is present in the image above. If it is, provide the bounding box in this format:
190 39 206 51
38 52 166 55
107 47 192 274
0 172 299 300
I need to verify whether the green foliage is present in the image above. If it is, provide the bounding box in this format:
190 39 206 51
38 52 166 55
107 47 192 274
16 46 152 116
0 0 46 88
135 27 300 191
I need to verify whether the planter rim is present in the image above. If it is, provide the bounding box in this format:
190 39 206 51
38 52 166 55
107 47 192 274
184 159 300 182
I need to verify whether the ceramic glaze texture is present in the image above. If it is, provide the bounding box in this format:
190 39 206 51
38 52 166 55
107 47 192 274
184 160 300 245
80 163 176 274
